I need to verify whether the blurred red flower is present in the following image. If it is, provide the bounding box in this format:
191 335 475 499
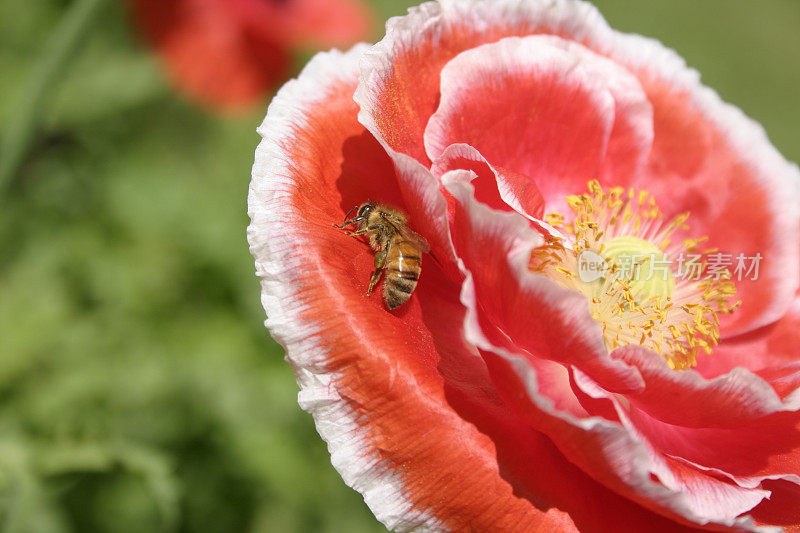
129 0 375 111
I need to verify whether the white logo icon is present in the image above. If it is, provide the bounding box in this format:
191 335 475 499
577 249 607 283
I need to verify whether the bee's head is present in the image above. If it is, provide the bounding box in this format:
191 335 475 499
358 202 376 218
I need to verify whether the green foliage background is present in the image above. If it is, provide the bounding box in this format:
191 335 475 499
0 1 797 532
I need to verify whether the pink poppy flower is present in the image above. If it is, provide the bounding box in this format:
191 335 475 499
248 0 800 531
129 0 374 111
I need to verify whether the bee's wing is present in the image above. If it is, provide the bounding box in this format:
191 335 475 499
399 225 431 254
379 211 431 253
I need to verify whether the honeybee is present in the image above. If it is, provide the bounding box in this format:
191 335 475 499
334 201 430 309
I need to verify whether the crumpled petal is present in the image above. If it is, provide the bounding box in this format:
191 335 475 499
698 297 800 378
431 143 545 221
425 35 652 211
627 404 800 491
355 0 615 165
424 37 614 203
612 346 800 428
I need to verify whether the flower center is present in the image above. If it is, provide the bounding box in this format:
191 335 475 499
601 235 675 301
531 181 740 370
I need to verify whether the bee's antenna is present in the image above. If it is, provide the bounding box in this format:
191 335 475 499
333 205 365 229
341 206 358 224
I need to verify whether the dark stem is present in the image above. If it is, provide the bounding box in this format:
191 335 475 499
0 0 107 198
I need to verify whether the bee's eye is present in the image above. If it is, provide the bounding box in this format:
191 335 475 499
358 205 372 217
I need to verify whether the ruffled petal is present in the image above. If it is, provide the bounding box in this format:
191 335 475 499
616 337 800 488
597 375 775 523
249 44 426 531
627 404 800 490
425 35 652 210
355 0 617 166
612 346 798 429
697 297 800 378
582 347 800 522
757 363 800 401
423 36 615 202
481 350 773 530
431 143 545 221
444 174 644 394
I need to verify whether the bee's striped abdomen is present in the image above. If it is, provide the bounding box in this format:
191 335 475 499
383 237 422 309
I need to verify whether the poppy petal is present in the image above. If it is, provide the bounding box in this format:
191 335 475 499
624 399 800 492
355 0 616 166
425 35 652 211
608 31 800 337
431 143 545 221
697 297 800 378
611 345 798 429
749 480 800 532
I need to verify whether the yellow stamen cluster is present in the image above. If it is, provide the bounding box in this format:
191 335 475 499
532 181 740 370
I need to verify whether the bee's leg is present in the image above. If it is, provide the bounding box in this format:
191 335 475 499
344 225 382 238
332 214 364 229
367 247 388 296
367 268 383 296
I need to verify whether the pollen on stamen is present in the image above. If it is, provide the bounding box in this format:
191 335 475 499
530 180 740 370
